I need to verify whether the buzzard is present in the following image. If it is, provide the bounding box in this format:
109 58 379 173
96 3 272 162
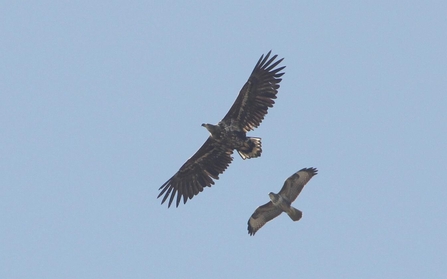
158 51 285 207
247 167 318 235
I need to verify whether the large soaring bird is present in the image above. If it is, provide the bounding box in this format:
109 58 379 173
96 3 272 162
247 167 318 235
158 51 285 207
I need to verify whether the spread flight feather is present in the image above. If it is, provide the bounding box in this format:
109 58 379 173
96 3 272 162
247 167 318 235
158 51 285 207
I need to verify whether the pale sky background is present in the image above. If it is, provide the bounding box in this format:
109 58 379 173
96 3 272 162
1 1 446 278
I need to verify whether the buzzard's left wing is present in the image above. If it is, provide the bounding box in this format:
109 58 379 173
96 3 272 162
247 201 282 236
222 51 285 132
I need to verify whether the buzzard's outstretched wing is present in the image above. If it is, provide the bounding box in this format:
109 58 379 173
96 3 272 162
247 201 282 236
158 138 234 208
247 167 318 235
278 167 318 203
222 51 285 132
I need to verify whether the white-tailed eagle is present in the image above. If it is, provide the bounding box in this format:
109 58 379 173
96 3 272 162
158 51 285 207
247 167 318 235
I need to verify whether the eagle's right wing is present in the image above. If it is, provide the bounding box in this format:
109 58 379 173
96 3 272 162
222 51 285 132
247 201 282 236
158 137 234 208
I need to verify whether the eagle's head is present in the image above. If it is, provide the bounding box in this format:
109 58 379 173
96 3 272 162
202 123 220 136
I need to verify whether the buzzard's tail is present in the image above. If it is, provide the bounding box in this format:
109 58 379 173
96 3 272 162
237 137 262 160
286 206 302 221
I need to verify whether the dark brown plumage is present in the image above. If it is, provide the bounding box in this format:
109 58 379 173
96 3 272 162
158 51 285 207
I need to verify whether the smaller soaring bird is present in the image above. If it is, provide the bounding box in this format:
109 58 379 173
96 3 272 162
247 167 318 236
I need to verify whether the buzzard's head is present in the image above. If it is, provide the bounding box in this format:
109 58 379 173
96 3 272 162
269 192 280 204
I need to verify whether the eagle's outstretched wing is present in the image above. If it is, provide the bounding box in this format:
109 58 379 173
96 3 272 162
278 167 318 203
247 201 282 236
159 51 285 208
158 138 234 208
222 51 285 132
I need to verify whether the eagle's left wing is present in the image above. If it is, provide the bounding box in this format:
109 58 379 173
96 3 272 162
222 51 285 132
158 137 234 208
247 201 282 236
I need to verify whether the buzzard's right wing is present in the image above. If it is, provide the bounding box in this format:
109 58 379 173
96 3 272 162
278 167 318 203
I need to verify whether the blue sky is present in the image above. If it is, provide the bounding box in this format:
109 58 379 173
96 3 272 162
1 1 446 278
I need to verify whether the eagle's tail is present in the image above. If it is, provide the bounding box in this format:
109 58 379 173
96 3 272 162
286 206 303 221
237 137 262 160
